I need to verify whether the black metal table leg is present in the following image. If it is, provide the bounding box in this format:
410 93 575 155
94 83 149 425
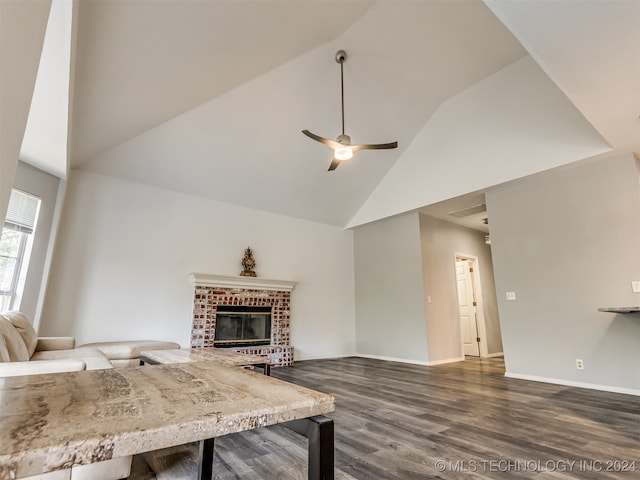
283 415 334 480
197 437 215 480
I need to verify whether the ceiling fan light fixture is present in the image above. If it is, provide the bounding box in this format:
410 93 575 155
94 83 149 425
334 146 353 161
335 133 352 160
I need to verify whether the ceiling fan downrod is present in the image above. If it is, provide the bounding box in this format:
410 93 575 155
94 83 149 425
336 50 346 138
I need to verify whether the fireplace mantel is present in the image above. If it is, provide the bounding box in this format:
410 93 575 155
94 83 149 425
188 273 296 292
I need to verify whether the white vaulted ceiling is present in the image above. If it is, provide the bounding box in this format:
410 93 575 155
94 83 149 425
20 0 639 228
69 0 375 164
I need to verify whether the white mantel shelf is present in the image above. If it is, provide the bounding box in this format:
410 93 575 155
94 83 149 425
188 273 296 292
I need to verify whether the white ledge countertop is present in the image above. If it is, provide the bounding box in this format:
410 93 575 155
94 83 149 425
188 273 296 292
598 306 640 313
0 362 334 479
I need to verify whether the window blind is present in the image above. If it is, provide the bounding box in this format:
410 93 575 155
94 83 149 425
4 189 40 234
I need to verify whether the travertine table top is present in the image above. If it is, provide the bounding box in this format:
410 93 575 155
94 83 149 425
140 347 269 366
0 362 334 479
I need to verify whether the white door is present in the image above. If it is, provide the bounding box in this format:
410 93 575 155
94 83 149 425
456 259 480 357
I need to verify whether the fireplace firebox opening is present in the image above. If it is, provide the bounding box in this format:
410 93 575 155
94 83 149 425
214 305 272 348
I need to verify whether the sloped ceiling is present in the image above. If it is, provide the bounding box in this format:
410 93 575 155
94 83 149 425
0 0 51 223
69 0 375 164
20 0 639 228
486 0 640 156
347 55 612 228
20 0 72 179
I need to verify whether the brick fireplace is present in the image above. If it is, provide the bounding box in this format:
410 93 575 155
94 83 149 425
189 273 296 367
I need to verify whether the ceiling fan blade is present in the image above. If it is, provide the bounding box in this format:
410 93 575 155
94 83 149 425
351 141 398 152
328 158 341 171
302 130 339 149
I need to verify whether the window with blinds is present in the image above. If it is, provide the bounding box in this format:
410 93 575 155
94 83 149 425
1 189 41 311
4 189 40 234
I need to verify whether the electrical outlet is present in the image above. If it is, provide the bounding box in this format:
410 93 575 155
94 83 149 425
576 359 584 370
506 291 516 301
632 281 640 293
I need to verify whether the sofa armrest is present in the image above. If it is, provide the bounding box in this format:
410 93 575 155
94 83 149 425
36 336 76 351
0 359 86 377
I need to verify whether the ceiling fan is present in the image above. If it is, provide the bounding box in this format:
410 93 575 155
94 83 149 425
302 50 398 171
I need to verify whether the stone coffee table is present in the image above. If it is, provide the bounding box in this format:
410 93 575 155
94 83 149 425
140 347 271 375
0 361 335 480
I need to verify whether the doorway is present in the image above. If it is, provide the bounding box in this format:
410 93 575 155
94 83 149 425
454 254 488 358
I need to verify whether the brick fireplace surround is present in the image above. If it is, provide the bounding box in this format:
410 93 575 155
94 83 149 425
189 273 296 367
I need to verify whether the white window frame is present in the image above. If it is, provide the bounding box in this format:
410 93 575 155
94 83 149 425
1 189 40 311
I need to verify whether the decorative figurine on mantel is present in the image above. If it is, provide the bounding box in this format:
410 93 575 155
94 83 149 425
240 247 257 277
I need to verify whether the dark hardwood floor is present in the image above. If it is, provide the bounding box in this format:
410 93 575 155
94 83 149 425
131 356 640 479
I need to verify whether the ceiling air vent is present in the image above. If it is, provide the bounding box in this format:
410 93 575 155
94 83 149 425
447 204 486 218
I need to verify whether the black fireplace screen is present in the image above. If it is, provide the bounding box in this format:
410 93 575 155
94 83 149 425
214 305 272 347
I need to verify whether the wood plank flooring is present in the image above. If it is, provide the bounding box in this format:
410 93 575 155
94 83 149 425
130 356 640 479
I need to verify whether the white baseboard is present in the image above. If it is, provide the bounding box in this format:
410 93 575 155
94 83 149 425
294 353 353 362
355 353 466 367
427 356 466 366
355 353 431 366
485 351 504 358
505 372 640 397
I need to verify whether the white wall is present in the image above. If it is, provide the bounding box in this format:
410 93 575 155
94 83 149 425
352 211 501 366
12 162 61 325
487 152 640 394
40 170 356 360
347 55 611 228
419 214 501 363
353 213 429 363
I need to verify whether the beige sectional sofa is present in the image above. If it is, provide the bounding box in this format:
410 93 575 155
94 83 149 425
0 311 113 374
0 311 180 479
0 311 180 371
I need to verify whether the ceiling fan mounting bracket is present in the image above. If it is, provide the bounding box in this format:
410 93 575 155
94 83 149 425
336 134 351 145
335 50 346 64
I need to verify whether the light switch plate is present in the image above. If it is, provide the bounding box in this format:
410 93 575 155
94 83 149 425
506 291 516 301
632 281 640 293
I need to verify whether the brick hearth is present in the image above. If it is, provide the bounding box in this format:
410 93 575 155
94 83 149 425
189 274 296 367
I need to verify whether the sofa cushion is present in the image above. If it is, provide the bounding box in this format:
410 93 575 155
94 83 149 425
3 310 38 357
0 332 11 362
21 468 70 479
36 336 76 351
109 358 141 368
79 340 180 360
71 456 132 480
31 347 113 370
0 359 86 378
0 314 30 361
